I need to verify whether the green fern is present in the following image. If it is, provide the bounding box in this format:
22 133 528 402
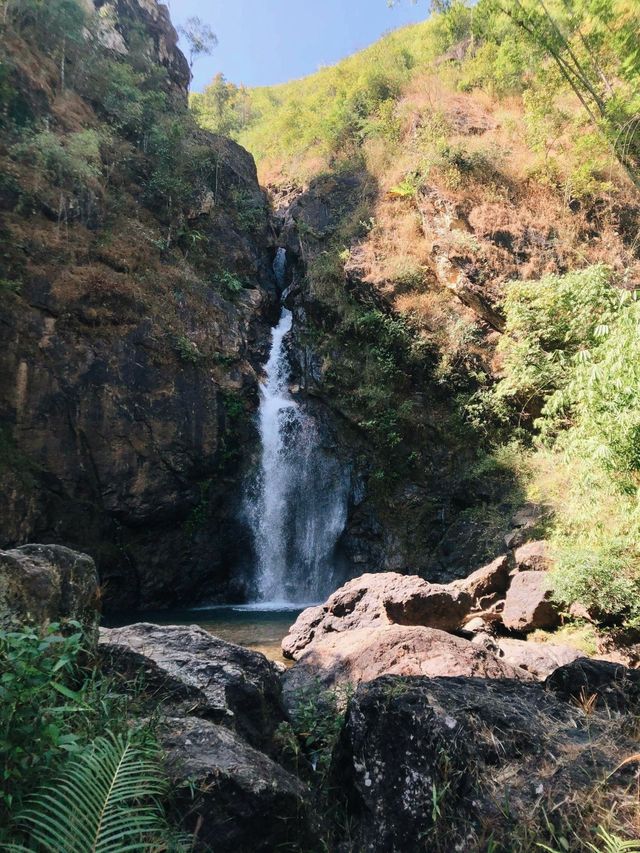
586 829 640 853
539 827 640 853
7 733 179 853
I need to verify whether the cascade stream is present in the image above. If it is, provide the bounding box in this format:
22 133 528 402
245 249 349 604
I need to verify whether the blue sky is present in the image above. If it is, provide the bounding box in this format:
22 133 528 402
166 1 427 91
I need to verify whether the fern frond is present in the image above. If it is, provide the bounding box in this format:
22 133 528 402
13 732 173 853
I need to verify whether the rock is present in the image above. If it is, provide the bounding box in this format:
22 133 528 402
0 0 276 613
504 503 546 549
281 605 325 659
384 582 471 630
546 658 640 713
331 673 639 853
99 624 284 750
0 544 99 637
160 717 310 853
513 540 552 572
282 573 472 660
502 571 560 632
453 554 511 600
283 625 530 705
463 615 496 634
498 638 583 679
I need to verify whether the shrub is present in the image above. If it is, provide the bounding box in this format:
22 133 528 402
496 267 640 626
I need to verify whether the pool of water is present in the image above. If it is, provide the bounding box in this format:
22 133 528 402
105 603 310 662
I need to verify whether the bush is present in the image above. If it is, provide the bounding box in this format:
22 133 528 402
496 267 640 627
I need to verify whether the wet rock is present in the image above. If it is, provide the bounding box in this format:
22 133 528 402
161 717 309 853
546 658 640 713
0 544 99 637
331 673 638 853
99 623 284 750
498 638 583 679
282 573 472 660
283 625 530 704
502 570 560 632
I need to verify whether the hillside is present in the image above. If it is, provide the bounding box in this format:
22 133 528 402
193 0 640 634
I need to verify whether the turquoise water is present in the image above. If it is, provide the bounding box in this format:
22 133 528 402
106 604 307 662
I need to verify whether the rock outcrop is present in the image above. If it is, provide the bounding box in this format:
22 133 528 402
502 570 561 632
0 544 99 637
99 623 284 751
329 664 639 853
497 637 583 679
282 572 475 660
100 622 313 851
0 0 276 610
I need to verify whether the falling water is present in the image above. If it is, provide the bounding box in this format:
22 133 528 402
245 249 349 604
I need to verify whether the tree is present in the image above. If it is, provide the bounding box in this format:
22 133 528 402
178 16 217 71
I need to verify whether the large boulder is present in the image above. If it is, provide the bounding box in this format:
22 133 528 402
99 623 284 751
282 573 472 660
160 717 310 853
497 637 584 679
330 669 639 853
453 554 511 600
546 658 640 713
502 570 560 632
0 544 99 636
283 625 530 705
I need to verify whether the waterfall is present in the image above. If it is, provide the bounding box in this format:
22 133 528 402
245 249 349 604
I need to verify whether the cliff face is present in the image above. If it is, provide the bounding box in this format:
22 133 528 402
0 0 276 610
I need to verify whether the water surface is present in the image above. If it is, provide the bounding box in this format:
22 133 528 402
106 604 306 662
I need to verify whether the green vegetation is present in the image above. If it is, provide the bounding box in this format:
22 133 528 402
493 266 640 627
0 623 186 849
8 733 182 853
193 0 639 188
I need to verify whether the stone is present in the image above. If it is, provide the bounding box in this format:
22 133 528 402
282 573 472 660
0 544 99 637
331 672 639 853
546 658 640 713
160 717 310 853
384 582 471 630
283 625 530 705
99 623 284 750
504 504 546 549
453 554 511 600
514 540 553 572
463 615 495 634
498 638 583 679
502 571 560 632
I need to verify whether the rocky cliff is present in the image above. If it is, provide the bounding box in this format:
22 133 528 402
0 0 276 610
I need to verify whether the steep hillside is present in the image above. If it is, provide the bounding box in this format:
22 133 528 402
0 0 277 610
194 0 640 629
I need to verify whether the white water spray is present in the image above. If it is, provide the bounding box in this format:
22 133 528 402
245 249 349 603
